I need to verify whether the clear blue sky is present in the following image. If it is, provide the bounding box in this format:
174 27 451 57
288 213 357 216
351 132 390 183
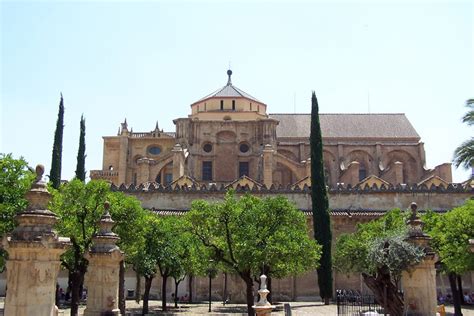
1 1 473 182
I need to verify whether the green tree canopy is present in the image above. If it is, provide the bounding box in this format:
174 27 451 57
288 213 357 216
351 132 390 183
75 115 86 182
423 200 474 274
186 191 321 316
50 179 147 316
50 94 64 189
310 91 333 304
423 200 474 315
0 153 34 270
453 99 474 170
334 209 425 316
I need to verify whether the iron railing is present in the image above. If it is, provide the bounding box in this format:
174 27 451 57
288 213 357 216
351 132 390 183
336 289 385 315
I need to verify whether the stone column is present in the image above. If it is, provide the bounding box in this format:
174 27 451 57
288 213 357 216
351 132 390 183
136 158 151 184
84 202 124 316
118 121 129 185
305 158 311 179
262 144 274 187
394 161 404 184
172 143 185 180
402 202 438 316
2 165 70 316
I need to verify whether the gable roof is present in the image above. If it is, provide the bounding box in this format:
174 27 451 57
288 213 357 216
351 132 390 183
269 113 420 140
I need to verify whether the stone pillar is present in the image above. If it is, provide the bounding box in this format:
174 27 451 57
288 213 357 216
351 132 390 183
262 144 274 187
118 120 129 185
136 158 151 184
84 202 124 316
253 274 275 316
172 143 185 180
394 161 404 184
402 202 438 316
2 165 70 316
305 158 311 179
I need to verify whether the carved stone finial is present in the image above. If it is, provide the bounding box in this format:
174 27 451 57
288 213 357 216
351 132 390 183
35 164 44 182
227 69 232 85
90 201 120 253
410 202 418 220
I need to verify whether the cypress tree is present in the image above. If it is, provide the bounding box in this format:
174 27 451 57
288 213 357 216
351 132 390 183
310 91 333 304
50 94 64 189
75 115 86 182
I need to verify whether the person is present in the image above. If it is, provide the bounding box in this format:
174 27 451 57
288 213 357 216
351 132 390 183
65 287 71 302
463 292 472 304
437 292 445 304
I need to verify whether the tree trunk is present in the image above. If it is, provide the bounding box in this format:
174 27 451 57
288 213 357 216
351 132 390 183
135 271 141 304
162 274 168 311
362 269 404 316
174 279 180 308
241 272 255 316
223 272 228 304
449 272 463 316
142 276 153 316
267 275 272 304
119 260 125 315
458 275 465 305
69 268 85 316
188 275 193 303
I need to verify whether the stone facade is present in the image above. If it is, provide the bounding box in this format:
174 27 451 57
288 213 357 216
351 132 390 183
110 182 472 301
91 70 452 189
89 70 471 301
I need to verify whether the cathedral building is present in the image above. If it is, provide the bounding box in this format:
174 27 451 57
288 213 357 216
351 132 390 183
89 70 471 301
91 70 452 188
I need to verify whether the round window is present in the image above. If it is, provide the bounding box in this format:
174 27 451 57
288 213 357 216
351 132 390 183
203 143 213 153
148 146 161 155
239 143 250 153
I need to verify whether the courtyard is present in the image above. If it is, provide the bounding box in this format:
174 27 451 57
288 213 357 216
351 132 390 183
1 299 473 315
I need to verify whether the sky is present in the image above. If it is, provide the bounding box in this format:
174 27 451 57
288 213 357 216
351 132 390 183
1 0 473 183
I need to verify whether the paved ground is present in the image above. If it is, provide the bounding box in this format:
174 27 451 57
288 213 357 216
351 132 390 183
2 299 474 315
58 300 474 315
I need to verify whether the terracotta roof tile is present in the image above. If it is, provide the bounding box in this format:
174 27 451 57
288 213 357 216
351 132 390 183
270 113 420 140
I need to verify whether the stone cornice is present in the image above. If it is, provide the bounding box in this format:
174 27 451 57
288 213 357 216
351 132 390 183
111 181 473 194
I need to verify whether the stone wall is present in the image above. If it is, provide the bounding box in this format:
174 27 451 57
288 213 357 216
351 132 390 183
106 182 473 301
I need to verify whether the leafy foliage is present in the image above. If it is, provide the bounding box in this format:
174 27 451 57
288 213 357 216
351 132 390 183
50 94 64 189
368 235 424 283
50 179 147 315
187 191 321 315
188 192 321 277
334 209 408 275
75 115 86 182
453 99 474 170
310 91 333 301
0 153 34 270
423 200 474 275
334 209 425 316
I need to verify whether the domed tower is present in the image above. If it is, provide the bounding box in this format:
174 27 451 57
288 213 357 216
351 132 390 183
174 70 279 184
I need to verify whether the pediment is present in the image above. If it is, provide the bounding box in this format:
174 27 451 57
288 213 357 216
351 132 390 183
170 175 198 188
418 175 449 187
225 175 263 190
357 175 389 188
292 176 311 189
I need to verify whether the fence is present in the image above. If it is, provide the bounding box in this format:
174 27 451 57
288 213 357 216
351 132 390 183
336 289 385 315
